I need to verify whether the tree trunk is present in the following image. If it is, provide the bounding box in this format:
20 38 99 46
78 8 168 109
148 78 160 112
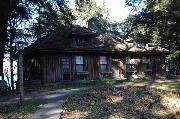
19 52 24 105
10 29 15 91
0 0 10 79
10 57 14 91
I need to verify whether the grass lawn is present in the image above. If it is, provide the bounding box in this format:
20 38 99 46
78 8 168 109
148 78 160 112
1 78 180 119
62 86 180 119
37 78 124 91
152 82 180 91
0 99 43 119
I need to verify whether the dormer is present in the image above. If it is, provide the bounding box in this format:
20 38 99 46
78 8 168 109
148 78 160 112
74 38 93 47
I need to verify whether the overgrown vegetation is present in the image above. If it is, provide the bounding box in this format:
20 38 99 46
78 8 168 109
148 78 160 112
0 99 43 119
62 86 180 119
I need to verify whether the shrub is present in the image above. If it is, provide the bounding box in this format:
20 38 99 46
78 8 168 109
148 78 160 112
0 80 8 93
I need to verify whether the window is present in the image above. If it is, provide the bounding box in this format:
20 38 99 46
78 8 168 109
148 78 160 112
76 56 84 72
126 57 130 64
75 39 92 46
142 57 146 63
100 56 107 72
62 58 70 72
146 63 151 69
126 64 136 72
125 57 136 72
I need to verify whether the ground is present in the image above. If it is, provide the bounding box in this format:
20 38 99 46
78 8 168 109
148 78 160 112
62 86 180 119
0 78 180 119
0 99 43 119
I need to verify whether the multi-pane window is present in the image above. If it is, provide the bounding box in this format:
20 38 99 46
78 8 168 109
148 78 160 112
76 56 84 72
142 57 152 70
125 57 136 72
126 57 130 64
62 58 70 72
75 39 92 46
100 56 107 72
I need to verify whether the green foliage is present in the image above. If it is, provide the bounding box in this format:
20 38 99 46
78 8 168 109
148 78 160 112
167 50 180 61
88 14 111 32
31 0 75 39
122 0 180 51
74 0 110 28
0 99 43 119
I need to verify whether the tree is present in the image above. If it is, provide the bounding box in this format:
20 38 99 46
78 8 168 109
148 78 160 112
123 0 180 50
0 0 11 80
74 0 110 28
31 0 74 40
6 0 29 91
123 0 180 74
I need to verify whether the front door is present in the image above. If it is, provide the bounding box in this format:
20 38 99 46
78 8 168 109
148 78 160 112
61 57 71 80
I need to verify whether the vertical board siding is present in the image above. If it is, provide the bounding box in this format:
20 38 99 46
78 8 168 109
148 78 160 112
42 55 62 83
25 53 167 84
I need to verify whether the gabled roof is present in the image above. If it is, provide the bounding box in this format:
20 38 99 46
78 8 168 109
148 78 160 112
24 26 170 56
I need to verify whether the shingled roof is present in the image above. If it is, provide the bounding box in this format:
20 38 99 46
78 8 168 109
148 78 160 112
24 26 169 55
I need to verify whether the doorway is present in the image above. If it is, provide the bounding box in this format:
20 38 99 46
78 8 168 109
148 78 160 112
61 57 71 80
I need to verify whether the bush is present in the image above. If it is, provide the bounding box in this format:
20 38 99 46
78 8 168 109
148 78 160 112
0 80 8 93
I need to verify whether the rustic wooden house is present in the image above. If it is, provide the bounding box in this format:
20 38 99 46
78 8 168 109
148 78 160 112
23 25 169 85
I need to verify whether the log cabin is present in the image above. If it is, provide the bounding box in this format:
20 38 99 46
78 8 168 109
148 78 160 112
23 25 169 85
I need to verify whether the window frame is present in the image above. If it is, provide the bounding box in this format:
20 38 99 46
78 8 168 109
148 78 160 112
100 56 108 72
126 56 131 64
61 58 70 72
75 56 84 72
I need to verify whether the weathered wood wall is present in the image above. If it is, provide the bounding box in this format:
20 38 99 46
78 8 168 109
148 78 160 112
40 54 112 83
24 53 166 84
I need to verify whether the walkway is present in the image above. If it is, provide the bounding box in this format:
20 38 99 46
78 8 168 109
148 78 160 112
30 88 81 119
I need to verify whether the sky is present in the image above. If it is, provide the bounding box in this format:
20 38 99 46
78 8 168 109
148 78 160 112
96 0 130 22
69 0 130 22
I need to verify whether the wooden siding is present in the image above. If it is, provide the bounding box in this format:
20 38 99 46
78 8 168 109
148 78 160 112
38 54 112 83
24 54 166 84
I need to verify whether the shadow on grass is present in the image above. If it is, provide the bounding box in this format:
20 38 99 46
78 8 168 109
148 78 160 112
37 78 127 91
0 99 43 119
63 86 179 119
153 82 180 91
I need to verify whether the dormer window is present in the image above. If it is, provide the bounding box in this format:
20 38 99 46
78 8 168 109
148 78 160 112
75 38 92 46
